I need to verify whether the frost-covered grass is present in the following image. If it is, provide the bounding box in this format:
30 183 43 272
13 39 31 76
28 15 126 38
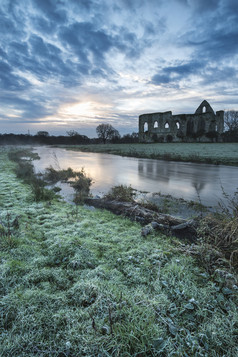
62 143 238 165
1 148 238 356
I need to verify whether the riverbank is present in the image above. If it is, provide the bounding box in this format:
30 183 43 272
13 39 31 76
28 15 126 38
32 145 238 208
60 142 238 166
1 148 238 356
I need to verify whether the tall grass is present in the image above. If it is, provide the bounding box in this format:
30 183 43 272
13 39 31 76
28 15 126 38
104 184 135 202
44 166 92 204
197 188 238 269
8 149 54 201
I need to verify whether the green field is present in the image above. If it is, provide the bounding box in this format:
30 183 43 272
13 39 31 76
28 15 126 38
1 148 238 356
62 143 238 166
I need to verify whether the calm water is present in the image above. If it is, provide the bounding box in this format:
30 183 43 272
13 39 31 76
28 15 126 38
33 146 238 207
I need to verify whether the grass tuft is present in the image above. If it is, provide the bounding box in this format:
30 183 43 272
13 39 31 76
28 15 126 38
104 185 135 202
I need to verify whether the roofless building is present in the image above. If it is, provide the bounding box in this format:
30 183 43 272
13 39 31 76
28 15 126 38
138 100 224 142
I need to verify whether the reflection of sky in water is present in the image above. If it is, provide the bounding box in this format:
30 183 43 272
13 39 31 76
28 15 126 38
33 146 238 207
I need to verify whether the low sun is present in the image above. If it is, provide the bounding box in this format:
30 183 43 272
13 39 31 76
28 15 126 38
63 101 98 118
60 100 111 122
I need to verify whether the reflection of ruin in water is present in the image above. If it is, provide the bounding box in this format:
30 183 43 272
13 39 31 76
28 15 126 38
138 160 170 183
138 159 217 197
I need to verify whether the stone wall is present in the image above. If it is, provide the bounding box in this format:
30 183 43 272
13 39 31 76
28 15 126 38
139 100 224 142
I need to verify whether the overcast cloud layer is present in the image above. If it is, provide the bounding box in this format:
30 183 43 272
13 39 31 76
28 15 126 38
0 0 237 136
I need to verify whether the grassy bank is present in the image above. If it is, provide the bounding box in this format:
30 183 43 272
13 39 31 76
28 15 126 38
61 143 238 166
1 148 238 356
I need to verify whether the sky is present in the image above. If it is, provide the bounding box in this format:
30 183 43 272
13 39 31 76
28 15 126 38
0 0 238 137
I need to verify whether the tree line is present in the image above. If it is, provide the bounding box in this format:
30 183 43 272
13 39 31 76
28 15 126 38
0 125 139 145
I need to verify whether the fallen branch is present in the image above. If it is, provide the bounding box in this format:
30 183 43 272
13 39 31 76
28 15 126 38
85 198 198 241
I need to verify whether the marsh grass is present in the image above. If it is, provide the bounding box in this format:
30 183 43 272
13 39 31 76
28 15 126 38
71 169 92 204
8 150 92 204
197 188 238 269
44 166 92 204
8 149 55 202
7 148 40 162
104 184 135 202
1 148 238 356
44 166 77 183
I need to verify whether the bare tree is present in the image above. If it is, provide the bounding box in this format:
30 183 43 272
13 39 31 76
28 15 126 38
36 131 49 137
224 110 238 131
96 124 119 144
67 130 80 137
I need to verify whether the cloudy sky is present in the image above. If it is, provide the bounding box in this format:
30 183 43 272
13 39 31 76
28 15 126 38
0 0 238 137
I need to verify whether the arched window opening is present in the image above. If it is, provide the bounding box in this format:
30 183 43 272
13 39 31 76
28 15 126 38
176 121 180 129
154 121 158 128
215 124 218 131
202 106 206 113
165 122 170 129
144 122 148 132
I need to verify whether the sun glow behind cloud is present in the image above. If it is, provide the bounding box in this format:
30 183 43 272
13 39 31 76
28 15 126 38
58 100 113 124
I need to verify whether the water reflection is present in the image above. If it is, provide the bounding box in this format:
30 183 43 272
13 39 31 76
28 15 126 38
33 146 238 207
137 159 220 200
138 160 170 183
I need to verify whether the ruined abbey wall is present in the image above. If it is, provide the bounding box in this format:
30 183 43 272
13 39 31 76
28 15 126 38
139 100 224 143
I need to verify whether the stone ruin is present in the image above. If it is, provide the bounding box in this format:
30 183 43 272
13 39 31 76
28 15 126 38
138 100 224 142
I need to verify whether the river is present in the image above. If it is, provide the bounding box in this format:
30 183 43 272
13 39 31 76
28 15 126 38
32 146 238 207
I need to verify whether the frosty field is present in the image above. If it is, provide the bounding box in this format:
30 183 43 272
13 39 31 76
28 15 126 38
63 143 238 166
0 147 238 357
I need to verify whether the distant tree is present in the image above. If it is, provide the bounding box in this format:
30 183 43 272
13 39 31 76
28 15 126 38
120 134 130 143
120 132 139 143
223 111 238 142
96 124 119 144
67 130 80 137
36 131 49 137
224 110 238 131
222 131 238 142
66 130 90 144
131 132 139 142
111 130 121 143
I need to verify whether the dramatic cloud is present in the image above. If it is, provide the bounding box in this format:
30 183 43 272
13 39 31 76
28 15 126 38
0 0 237 135
151 60 204 84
